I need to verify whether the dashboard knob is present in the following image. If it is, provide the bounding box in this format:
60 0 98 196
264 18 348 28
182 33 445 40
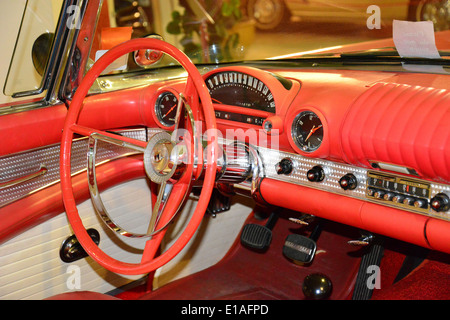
263 116 283 134
276 158 293 175
373 190 385 199
383 192 395 201
307 166 325 182
403 197 415 206
392 195 405 204
339 173 358 190
430 193 450 212
413 199 426 208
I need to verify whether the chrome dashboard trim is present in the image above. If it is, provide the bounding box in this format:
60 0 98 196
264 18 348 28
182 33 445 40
0 128 151 208
0 165 48 190
258 146 450 221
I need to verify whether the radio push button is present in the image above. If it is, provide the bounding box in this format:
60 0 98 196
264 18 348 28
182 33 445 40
413 199 427 209
403 197 415 206
383 192 395 201
373 190 385 200
392 195 405 204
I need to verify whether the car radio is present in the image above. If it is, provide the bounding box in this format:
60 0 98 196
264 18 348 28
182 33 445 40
366 172 449 215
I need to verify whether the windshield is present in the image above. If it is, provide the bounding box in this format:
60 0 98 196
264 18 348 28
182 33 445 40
86 0 449 75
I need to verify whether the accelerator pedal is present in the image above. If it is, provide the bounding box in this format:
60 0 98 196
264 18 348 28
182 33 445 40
352 236 384 300
241 212 278 251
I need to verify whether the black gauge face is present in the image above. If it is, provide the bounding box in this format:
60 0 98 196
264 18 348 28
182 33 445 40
205 71 275 112
292 111 324 152
155 92 178 127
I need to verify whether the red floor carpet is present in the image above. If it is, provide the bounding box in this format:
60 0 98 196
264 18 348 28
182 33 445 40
116 210 450 300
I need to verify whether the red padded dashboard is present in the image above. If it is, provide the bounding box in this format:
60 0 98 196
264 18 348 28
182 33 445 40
341 82 450 183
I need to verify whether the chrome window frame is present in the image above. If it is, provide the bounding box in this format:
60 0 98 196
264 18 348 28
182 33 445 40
0 0 99 116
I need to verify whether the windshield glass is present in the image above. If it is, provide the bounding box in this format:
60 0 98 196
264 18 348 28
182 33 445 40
89 0 450 73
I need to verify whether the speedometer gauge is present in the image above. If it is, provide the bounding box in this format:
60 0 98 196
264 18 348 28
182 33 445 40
205 71 275 112
292 111 324 152
155 91 178 127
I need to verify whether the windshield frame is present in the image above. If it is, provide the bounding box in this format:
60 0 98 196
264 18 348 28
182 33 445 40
0 0 93 115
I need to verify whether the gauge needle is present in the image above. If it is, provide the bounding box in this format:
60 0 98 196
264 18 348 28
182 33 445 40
305 125 322 141
163 104 177 119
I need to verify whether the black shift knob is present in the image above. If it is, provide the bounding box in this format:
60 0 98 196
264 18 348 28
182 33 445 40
302 273 333 300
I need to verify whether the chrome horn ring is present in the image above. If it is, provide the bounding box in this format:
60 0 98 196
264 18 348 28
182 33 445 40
143 131 178 184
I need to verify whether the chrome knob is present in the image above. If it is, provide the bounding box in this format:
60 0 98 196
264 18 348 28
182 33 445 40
392 195 405 203
430 193 450 212
276 158 293 175
307 166 325 182
339 173 358 190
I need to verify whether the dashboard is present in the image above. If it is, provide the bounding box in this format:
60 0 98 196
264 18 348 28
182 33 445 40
147 65 450 254
1 64 449 255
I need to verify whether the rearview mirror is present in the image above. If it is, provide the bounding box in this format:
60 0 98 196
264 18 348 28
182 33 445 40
31 32 54 76
133 34 164 68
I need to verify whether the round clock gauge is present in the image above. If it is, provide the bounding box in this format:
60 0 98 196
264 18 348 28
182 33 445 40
292 111 324 152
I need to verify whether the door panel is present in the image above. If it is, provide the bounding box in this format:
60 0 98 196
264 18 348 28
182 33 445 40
0 178 152 300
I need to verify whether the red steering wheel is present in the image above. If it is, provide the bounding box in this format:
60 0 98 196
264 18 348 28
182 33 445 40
60 38 218 275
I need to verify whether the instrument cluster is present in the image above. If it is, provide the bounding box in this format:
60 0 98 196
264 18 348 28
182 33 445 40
205 70 276 112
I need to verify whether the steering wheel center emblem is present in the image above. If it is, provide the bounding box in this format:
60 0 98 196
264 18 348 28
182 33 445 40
144 132 178 183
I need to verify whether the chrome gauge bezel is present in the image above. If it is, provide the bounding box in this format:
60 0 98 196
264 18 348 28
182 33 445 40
155 91 179 127
292 111 324 153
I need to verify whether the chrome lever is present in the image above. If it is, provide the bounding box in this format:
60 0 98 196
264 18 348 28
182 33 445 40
289 215 315 226
348 232 374 246
0 164 47 190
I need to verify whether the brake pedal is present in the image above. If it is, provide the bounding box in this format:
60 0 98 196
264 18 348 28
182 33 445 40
283 234 317 264
283 221 322 264
241 212 278 251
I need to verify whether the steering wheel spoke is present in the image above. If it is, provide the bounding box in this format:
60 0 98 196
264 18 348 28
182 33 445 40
147 180 172 234
71 124 147 152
